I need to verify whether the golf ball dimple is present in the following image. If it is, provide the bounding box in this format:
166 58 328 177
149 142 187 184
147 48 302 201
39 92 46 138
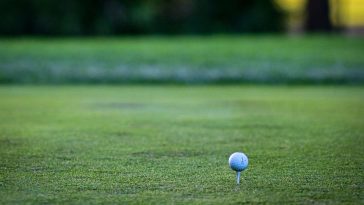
229 152 248 172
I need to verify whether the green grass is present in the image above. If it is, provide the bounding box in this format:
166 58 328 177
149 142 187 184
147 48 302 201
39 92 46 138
0 85 363 204
1 36 364 84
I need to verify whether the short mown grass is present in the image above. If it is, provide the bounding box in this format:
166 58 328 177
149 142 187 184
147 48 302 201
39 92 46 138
1 36 364 84
0 85 363 204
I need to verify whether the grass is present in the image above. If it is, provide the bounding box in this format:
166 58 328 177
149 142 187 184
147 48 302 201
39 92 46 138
0 35 364 84
0 85 363 204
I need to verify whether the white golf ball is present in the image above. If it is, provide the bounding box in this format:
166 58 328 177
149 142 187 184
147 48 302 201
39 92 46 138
229 152 248 172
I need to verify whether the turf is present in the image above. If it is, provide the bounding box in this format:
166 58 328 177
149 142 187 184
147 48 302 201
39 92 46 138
0 85 363 204
1 36 364 84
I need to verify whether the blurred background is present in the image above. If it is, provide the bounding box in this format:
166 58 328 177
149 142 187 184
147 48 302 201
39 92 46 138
0 0 363 84
1 0 363 35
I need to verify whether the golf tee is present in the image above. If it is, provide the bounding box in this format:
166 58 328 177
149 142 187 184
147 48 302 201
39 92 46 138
236 172 241 184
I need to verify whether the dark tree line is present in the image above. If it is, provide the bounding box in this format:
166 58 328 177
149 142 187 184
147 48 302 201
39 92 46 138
0 0 284 36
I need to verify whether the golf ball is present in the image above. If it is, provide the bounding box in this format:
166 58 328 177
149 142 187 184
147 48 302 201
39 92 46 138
229 152 248 172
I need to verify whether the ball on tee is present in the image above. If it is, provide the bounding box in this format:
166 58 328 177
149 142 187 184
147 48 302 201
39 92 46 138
229 152 248 172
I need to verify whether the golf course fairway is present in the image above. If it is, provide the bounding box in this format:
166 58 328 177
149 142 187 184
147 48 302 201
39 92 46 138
0 85 363 204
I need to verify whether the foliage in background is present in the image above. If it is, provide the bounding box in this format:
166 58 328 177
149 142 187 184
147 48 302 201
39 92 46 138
0 36 363 84
0 0 284 35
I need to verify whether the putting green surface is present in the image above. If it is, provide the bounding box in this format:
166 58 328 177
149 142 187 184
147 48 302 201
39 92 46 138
0 86 363 204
